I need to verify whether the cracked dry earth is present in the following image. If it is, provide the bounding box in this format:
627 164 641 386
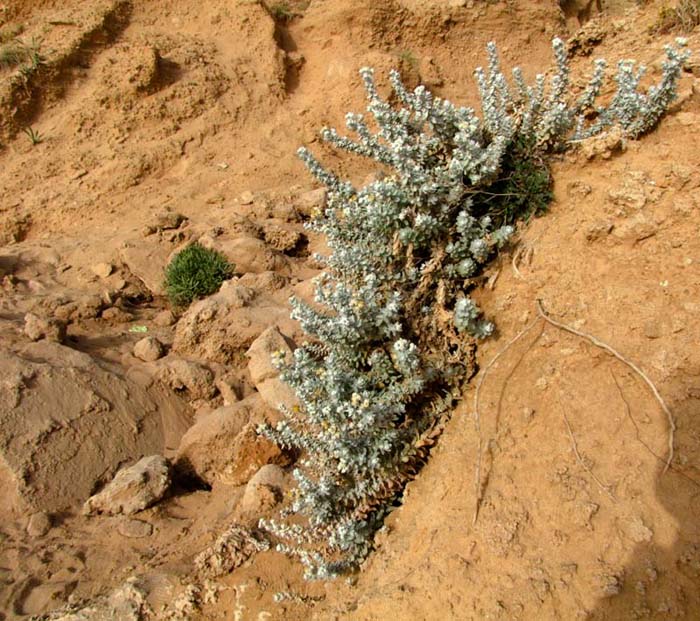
0 0 699 619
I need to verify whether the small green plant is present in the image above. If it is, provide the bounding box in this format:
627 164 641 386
652 0 700 33
0 42 25 68
164 242 234 307
269 2 294 21
22 126 43 145
0 37 43 71
472 136 553 225
0 23 24 45
397 49 419 70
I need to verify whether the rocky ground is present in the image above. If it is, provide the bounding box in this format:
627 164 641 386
0 0 699 619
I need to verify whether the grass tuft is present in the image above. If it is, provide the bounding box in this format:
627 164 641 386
164 242 234 308
651 0 700 33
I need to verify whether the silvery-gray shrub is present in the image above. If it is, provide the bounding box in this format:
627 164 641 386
259 37 689 580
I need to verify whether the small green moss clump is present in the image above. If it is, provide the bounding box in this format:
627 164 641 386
474 136 553 226
164 242 233 307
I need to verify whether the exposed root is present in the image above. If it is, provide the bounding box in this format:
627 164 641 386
611 370 700 489
537 300 675 473
472 317 542 524
557 396 617 501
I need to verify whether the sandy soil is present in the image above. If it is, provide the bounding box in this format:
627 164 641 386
0 0 699 619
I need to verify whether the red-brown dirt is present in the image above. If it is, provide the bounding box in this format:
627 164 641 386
0 0 699 619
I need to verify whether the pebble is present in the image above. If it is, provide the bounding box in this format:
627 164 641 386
91 262 114 279
643 321 662 339
133 336 165 362
27 511 52 537
24 313 67 343
118 519 153 539
153 309 176 327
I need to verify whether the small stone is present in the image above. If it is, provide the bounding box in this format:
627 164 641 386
91 262 114 279
83 455 171 516
24 313 66 343
117 519 153 538
238 482 280 517
154 211 186 231
248 464 286 491
262 222 303 253
102 307 133 323
153 309 176 327
676 112 700 127
175 396 287 486
626 517 653 543
133 336 165 362
296 188 326 217
246 326 299 411
215 377 241 405
157 357 216 400
643 321 662 340
612 213 658 242
287 50 305 69
523 408 535 422
596 573 623 597
585 221 613 242
240 191 255 205
27 511 52 537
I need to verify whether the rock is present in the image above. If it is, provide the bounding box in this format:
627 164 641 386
119 242 171 296
419 56 443 87
580 126 625 160
127 45 161 93
286 50 305 70
215 376 241 405
175 396 288 486
157 357 216 400
643 321 662 339
117 518 154 538
237 482 280 517
214 236 291 275
153 211 187 231
237 271 289 293
74 294 105 320
101 307 133 323
172 281 294 364
566 181 592 198
153 309 176 327
133 336 165 362
585 220 613 242
607 171 660 213
612 213 658 242
91 262 114 279
246 326 299 411
46 579 150 621
194 525 270 579
248 464 286 491
83 455 171 516
240 190 255 205
270 202 301 222
624 516 654 543
27 511 52 537
24 313 66 343
261 221 303 253
296 188 326 217
675 111 700 127
228 213 262 238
